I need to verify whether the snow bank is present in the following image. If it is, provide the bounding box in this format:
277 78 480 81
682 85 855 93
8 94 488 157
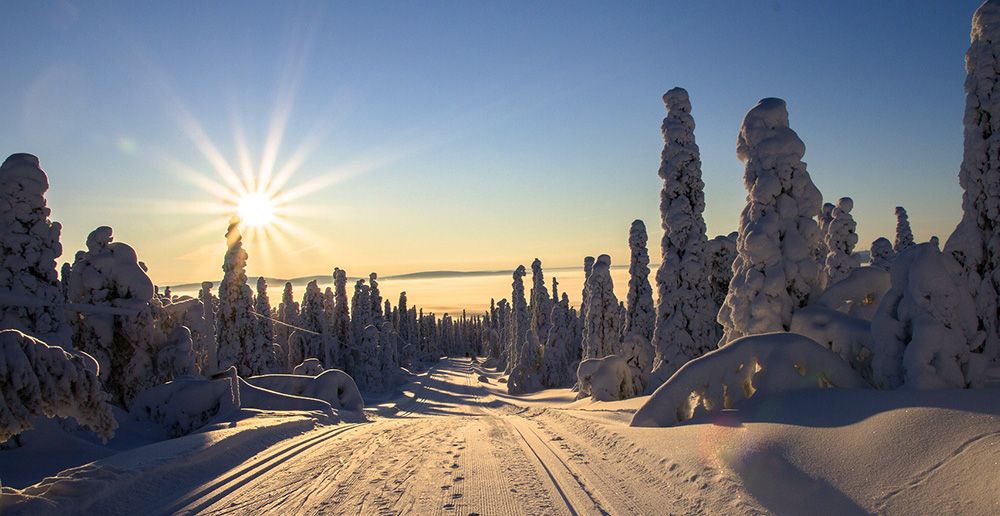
631 332 867 427
246 369 364 412
292 357 324 375
129 373 238 438
791 305 873 380
1 329 116 442
814 265 890 321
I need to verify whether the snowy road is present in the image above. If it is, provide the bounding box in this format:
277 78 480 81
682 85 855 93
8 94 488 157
160 358 720 515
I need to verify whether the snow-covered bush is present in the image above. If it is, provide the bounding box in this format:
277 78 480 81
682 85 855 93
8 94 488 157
130 372 238 437
718 98 824 344
292 357 325 376
791 305 873 380
581 255 621 359
0 329 116 443
155 326 199 382
823 197 860 286
624 220 654 344
894 206 915 254
246 369 364 412
869 237 895 271
630 333 867 427
651 88 717 380
621 333 653 394
576 355 637 402
540 294 576 388
0 154 70 346
815 266 891 321
871 243 986 389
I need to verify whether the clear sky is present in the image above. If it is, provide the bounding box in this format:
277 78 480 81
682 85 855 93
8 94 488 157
1 0 982 289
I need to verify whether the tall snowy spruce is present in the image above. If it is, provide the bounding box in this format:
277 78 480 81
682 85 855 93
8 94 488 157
541 293 577 387
705 232 738 309
624 220 654 344
581 255 621 359
331 267 352 369
823 197 860 286
580 256 595 321
507 265 530 374
215 218 263 376
894 206 915 254
0 154 69 345
718 98 823 344
944 0 1000 365
870 237 896 271
253 277 277 374
197 281 218 373
650 88 716 381
529 259 552 341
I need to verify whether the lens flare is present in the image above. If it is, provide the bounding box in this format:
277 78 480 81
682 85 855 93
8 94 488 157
237 192 275 228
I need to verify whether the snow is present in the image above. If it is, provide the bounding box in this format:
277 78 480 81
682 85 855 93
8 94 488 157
623 220 654 344
823 197 860 286
870 236 896 270
651 88 717 383
247 369 365 412
895 206 915 254
581 254 621 360
631 332 868 427
718 98 824 345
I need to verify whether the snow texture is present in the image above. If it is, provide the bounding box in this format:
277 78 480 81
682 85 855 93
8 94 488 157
631 332 868 427
718 98 824 345
651 88 717 380
871 243 987 389
791 305 874 381
823 197 860 286
624 220 655 344
0 154 69 346
815 266 891 321
0 329 116 442
581 255 621 360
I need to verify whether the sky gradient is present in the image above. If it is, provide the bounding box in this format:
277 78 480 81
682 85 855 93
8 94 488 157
1 1 983 303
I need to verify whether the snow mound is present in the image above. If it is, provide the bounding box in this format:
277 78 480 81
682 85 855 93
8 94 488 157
246 369 365 412
815 266 890 321
1 329 116 443
129 373 238 437
292 358 324 375
792 305 873 380
631 332 867 427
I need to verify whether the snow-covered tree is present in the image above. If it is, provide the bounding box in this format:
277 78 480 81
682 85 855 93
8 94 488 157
650 88 716 379
624 220 654 343
296 280 326 364
369 273 383 324
197 281 217 374
580 256 595 320
529 259 551 341
823 197 860 286
507 325 542 394
869 237 895 271
718 98 823 344
68 226 158 406
507 266 530 374
0 329 117 443
351 279 372 345
816 202 835 264
705 232 738 309
0 154 69 345
252 277 277 374
894 206 915 254
581 255 621 359
943 0 1000 365
215 219 263 377
540 294 576 388
274 282 297 372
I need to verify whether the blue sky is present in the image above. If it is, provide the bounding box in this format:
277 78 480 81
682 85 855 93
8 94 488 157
0 0 982 285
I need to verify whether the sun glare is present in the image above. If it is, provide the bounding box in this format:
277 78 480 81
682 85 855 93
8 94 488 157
237 192 276 228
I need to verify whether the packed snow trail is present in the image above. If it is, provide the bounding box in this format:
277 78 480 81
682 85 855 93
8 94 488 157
147 358 725 515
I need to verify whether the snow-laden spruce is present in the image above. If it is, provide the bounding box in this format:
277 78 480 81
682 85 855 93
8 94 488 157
507 324 542 394
275 282 298 371
580 256 595 321
540 293 576 387
943 0 1000 365
815 202 835 264
869 237 896 271
331 268 352 370
0 329 117 442
506 265 530 374
718 98 824 344
871 243 986 389
197 281 218 374
294 280 325 367
894 206 915 254
650 88 717 381
624 220 654 344
630 332 867 427
0 154 70 346
823 197 860 286
68 226 161 405
529 259 551 342
215 219 268 377
581 255 621 359
253 277 276 374
705 232 738 309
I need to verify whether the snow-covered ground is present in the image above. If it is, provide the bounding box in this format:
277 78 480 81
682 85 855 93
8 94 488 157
4 357 998 515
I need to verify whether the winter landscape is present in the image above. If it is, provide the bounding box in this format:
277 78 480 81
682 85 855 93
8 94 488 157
3 1 1000 515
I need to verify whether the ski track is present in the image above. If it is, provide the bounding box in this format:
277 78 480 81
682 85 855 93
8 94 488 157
149 358 746 515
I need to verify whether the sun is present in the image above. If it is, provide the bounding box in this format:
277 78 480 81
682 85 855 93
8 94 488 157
237 192 276 228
